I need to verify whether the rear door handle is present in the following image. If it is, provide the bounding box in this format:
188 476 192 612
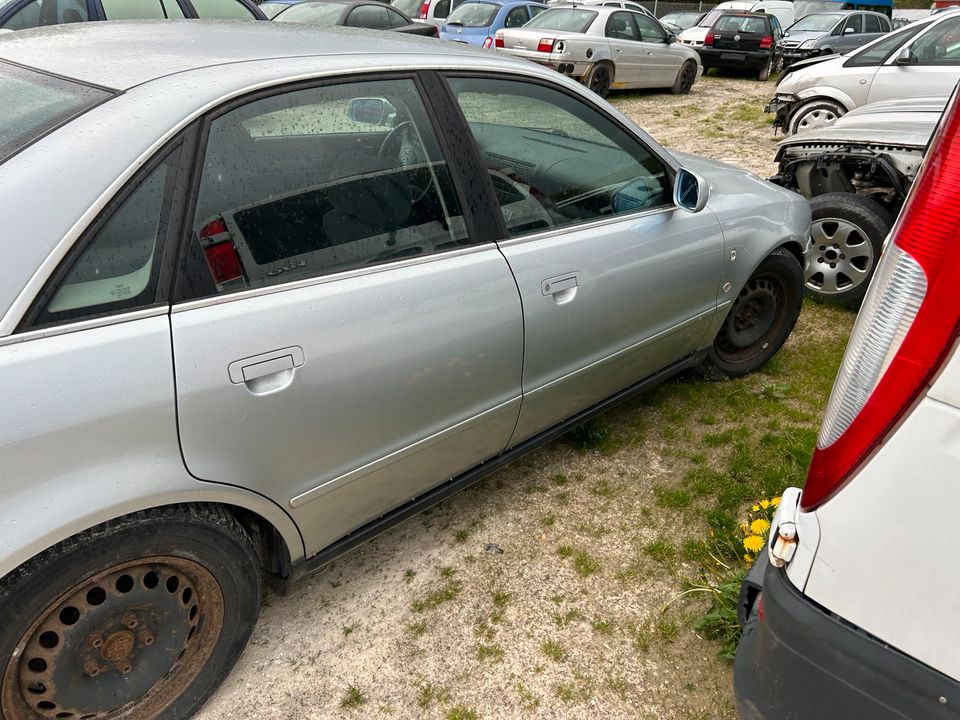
542 271 581 305
228 346 305 384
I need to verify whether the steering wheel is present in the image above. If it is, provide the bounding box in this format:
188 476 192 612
378 120 431 203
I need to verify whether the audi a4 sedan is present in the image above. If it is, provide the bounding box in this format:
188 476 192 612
0 20 807 719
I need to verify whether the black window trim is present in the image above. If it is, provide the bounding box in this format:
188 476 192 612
16 126 199 333
171 70 498 305
436 69 679 243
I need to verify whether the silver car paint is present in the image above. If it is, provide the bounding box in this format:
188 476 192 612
0 21 807 579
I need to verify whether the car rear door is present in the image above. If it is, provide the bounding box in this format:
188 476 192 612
632 11 682 86
604 10 644 84
444 75 725 445
170 75 523 555
866 15 960 103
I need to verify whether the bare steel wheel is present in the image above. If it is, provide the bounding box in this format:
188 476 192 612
0 506 261 720
703 247 803 378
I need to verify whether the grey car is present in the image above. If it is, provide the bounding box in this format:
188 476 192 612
0 20 808 719
778 10 892 66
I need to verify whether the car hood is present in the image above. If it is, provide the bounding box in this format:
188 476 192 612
779 96 945 148
679 25 708 41
775 52 847 93
781 29 827 42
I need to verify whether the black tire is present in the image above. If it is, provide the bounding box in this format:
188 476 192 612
585 62 612 98
0 505 262 720
805 193 893 308
787 98 845 135
703 247 803 379
758 54 773 81
672 60 697 94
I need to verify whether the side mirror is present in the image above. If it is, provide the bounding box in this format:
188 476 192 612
894 46 917 64
667 32 676 43
347 97 396 126
843 26 856 34
674 168 709 213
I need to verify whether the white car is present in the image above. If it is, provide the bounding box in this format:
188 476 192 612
678 0 794 46
734 87 960 719
768 12 960 134
496 5 701 96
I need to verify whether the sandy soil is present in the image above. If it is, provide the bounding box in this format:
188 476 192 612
195 75 777 720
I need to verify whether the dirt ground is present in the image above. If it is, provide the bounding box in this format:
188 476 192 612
196 75 779 720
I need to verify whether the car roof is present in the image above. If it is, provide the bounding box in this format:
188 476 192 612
0 20 484 90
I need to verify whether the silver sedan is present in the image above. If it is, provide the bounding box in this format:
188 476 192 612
496 5 702 96
0 20 807 719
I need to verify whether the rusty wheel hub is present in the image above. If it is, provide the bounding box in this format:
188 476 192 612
2 557 223 720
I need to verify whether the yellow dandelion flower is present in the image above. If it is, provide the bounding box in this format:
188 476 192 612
771 496 781 507
743 535 765 553
759 499 770 509
744 554 754 565
751 504 760 512
750 518 771 535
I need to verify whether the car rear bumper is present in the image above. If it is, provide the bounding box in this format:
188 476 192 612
734 551 960 720
698 47 770 69
778 49 817 65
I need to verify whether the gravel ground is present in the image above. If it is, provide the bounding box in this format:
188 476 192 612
195 74 778 720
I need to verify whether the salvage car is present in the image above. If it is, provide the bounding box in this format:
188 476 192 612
0 19 808 719
772 95 943 305
777 10 892 67
495 5 701 96
678 0 794 47
735 86 960 720
439 0 546 47
767 12 960 134
272 0 439 34
0 0 265 27
698 11 783 80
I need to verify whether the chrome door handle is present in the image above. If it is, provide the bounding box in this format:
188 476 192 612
228 346 304 395
542 271 581 305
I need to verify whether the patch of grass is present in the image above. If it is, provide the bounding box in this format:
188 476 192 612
591 618 614 635
446 706 480 720
403 569 416 583
644 539 677 565
626 620 652 652
606 675 630 701
454 529 470 543
551 472 569 486
556 545 574 558
541 514 556 528
476 643 505 662
573 549 602 577
439 566 457 579
342 623 357 636
654 486 692 509
563 417 612 452
340 684 367 709
516 681 540 709
540 637 567 662
552 608 584 627
656 614 682 644
416 681 451 708
474 621 495 641
590 479 618 498
406 620 428 638
411 580 462 613
554 491 570 506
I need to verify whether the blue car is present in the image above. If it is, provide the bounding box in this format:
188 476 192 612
439 0 545 47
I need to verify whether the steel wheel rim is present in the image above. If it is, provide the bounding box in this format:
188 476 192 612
804 216 876 295
590 66 609 94
715 274 786 363
680 63 694 91
2 556 224 720
796 106 839 132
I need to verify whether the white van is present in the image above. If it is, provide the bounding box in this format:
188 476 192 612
734 89 960 717
678 0 794 45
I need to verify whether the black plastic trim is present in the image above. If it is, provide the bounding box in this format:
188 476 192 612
734 558 960 720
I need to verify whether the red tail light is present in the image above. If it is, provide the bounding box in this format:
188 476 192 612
482 35 493 48
759 34 773 49
802 89 960 510
704 30 714 45
536 37 555 52
418 0 429 19
199 218 245 285
199 217 227 239
494 32 504 47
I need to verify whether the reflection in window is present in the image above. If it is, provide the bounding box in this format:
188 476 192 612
183 79 471 299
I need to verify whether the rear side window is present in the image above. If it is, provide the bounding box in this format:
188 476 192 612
189 0 257 18
1 0 88 29
863 13 882 32
180 79 472 300
101 0 172 19
525 8 597 32
0 62 111 165
504 5 528 27
346 4 391 27
31 147 182 326
844 21 928 65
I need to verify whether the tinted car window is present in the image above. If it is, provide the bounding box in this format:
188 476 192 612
385 5 409 25
189 0 256 18
184 79 470 299
844 21 928 65
715 14 766 33
0 61 111 164
504 5 528 26
606 10 638 39
448 77 669 237
525 8 596 32
274 2 344 23
37 148 181 325
864 13 882 32
528 4 543 17
909 15 960 63
346 4 391 27
101 0 166 19
2 0 88 29
634 11 666 39
788 13 842 32
843 14 863 32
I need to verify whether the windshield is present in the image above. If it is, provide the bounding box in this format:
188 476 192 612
697 8 723 26
273 2 345 24
259 2 290 18
392 0 421 17
0 61 111 165
446 1 499 25
660 11 700 27
788 12 842 31
525 7 596 31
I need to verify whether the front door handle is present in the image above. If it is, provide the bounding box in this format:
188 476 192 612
228 346 304 395
542 271 581 305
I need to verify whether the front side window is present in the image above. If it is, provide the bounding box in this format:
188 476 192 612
908 16 960 64
2 0 87 29
634 12 667 40
844 20 928 65
842 14 864 33
189 0 256 18
447 76 669 238
34 149 180 326
182 79 470 300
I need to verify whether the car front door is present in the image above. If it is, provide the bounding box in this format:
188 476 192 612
632 11 682 86
867 15 960 102
444 75 725 445
170 76 523 554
